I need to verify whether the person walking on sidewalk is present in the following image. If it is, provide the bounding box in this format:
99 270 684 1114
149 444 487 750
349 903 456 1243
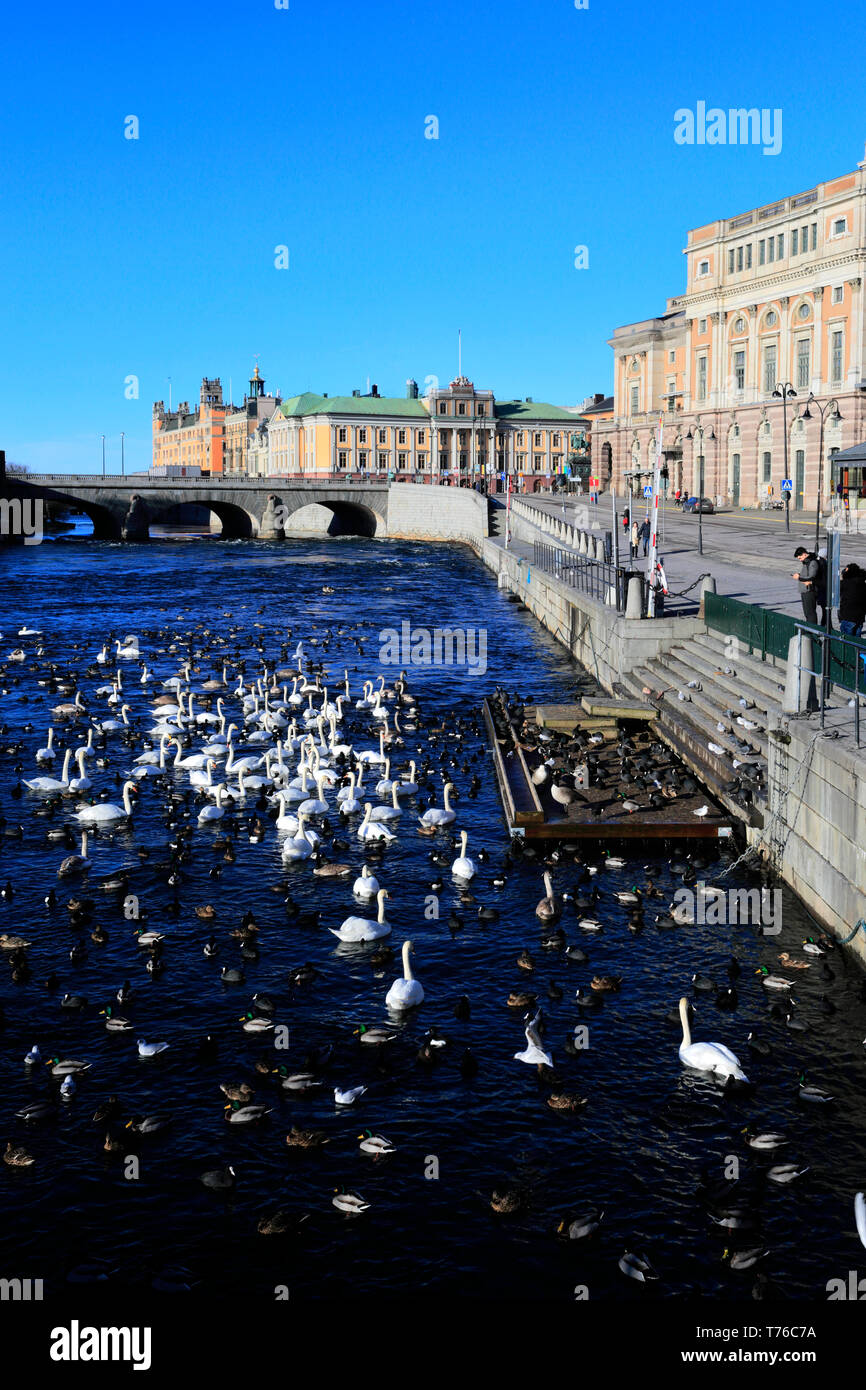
639 516 651 558
838 562 866 638
630 520 639 560
792 546 827 626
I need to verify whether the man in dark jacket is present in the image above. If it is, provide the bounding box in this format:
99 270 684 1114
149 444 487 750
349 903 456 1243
838 562 866 638
639 516 651 557
792 547 826 625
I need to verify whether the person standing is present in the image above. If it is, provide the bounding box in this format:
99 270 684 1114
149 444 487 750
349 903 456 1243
630 519 639 560
639 516 651 558
792 546 824 625
838 562 866 638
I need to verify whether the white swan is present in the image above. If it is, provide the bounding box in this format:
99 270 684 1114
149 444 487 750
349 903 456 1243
370 782 402 823
357 803 396 843
115 636 140 658
451 829 477 880
75 780 137 824
395 761 419 797
24 748 72 794
338 771 362 816
515 1009 552 1066
58 831 90 877
298 771 329 817
35 728 55 762
281 812 317 860
385 940 424 1010
856 1192 866 1251
678 997 748 1082
68 748 94 793
331 888 392 943
352 864 380 899
419 782 455 827
197 785 226 822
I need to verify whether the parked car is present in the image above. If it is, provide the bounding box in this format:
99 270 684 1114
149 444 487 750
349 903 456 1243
683 496 714 513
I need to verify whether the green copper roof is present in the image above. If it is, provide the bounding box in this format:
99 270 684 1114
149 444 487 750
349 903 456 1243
281 393 429 419
494 400 582 422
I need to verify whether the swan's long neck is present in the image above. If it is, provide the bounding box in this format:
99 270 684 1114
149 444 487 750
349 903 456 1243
377 890 388 923
80 831 88 856
443 784 452 811
391 783 400 809
60 748 72 783
76 749 87 776
679 998 692 1048
122 783 133 815
544 872 553 898
460 830 468 856
402 941 413 980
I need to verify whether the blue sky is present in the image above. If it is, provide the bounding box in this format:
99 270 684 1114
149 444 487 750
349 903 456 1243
1 0 863 473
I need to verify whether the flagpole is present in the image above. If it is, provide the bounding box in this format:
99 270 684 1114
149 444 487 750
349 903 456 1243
647 412 664 617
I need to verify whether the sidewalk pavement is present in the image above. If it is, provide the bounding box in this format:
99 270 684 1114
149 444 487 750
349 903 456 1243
522 495 866 618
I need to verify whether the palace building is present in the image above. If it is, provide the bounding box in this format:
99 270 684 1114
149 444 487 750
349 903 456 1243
153 372 587 490
593 144 866 511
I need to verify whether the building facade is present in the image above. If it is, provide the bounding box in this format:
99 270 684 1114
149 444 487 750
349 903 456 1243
154 373 586 490
594 145 866 510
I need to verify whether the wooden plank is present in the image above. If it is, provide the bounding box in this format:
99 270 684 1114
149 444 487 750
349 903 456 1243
580 695 658 720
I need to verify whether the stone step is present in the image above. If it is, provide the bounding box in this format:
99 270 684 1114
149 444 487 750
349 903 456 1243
669 641 781 718
629 659 769 782
624 664 766 827
698 630 790 701
659 650 770 760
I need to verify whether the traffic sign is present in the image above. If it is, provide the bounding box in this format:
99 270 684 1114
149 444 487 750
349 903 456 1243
780 478 793 492
643 485 653 498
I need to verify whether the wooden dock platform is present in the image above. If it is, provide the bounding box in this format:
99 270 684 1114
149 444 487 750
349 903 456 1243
483 693 733 842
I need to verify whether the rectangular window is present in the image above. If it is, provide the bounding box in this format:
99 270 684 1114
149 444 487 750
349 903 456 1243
358 428 367 443
796 338 810 390
439 451 448 467
737 246 744 271
517 432 524 446
397 428 406 444
398 452 407 468
759 239 766 264
763 343 777 393
763 451 772 483
777 233 784 258
534 454 543 470
378 428 387 443
728 249 735 273
832 285 843 305
811 222 817 250
516 454 526 468
698 317 707 333
358 451 368 467
553 433 560 447
338 427 347 443
768 238 775 263
457 402 466 415
477 404 485 417
746 243 752 268
338 451 347 468
438 401 447 414
791 228 798 256
378 452 388 469
831 330 843 383
669 350 676 364
697 356 707 401
832 217 847 236
734 349 745 391
630 385 639 413
534 432 542 446
802 224 808 250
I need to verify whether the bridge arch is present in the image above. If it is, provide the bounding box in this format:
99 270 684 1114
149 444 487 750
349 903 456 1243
282 498 380 538
23 486 123 540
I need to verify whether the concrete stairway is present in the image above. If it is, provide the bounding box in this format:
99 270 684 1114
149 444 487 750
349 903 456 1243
619 627 788 828
487 497 506 538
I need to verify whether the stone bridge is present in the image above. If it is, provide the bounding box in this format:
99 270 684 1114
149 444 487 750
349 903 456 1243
4 476 392 540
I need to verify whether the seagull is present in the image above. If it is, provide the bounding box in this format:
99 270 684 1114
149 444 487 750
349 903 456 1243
677 690 691 702
693 805 710 818
708 742 726 756
137 1039 170 1058
514 1009 553 1067
739 697 754 708
737 717 759 730
334 1085 367 1106
687 680 702 690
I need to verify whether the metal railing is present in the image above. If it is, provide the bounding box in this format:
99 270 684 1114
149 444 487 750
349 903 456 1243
532 540 642 614
794 622 866 743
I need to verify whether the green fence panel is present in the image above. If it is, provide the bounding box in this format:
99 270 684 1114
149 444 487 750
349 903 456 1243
704 592 865 690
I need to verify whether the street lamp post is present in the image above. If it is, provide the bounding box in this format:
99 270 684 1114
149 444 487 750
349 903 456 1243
772 381 797 533
685 423 713 556
101 435 106 478
120 431 125 478
802 395 843 552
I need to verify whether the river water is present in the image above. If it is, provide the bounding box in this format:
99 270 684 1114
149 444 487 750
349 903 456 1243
0 530 864 1303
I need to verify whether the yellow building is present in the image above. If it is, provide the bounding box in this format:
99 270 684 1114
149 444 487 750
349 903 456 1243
594 144 866 510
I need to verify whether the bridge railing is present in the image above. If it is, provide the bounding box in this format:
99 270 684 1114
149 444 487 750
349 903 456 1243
20 471 499 489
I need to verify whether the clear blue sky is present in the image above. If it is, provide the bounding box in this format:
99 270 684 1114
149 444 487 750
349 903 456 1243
1 0 863 473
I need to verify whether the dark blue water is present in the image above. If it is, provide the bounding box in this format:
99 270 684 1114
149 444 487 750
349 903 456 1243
0 532 864 1303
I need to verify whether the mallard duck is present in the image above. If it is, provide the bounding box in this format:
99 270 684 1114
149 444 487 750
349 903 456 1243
547 1092 588 1112
3 1141 35 1167
556 1206 603 1239
777 952 810 970
256 1209 309 1235
224 1102 272 1124
99 1006 132 1032
195 904 216 921
506 991 537 1009
353 1024 396 1045
332 1189 370 1213
590 975 621 993
285 1126 330 1149
358 1131 396 1155
0 934 31 951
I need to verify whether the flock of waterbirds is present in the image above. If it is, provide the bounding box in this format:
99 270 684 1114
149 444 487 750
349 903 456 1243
1 611 865 1296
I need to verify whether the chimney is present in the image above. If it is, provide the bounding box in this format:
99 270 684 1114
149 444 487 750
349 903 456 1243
352 389 361 397
594 392 605 404
371 384 379 397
